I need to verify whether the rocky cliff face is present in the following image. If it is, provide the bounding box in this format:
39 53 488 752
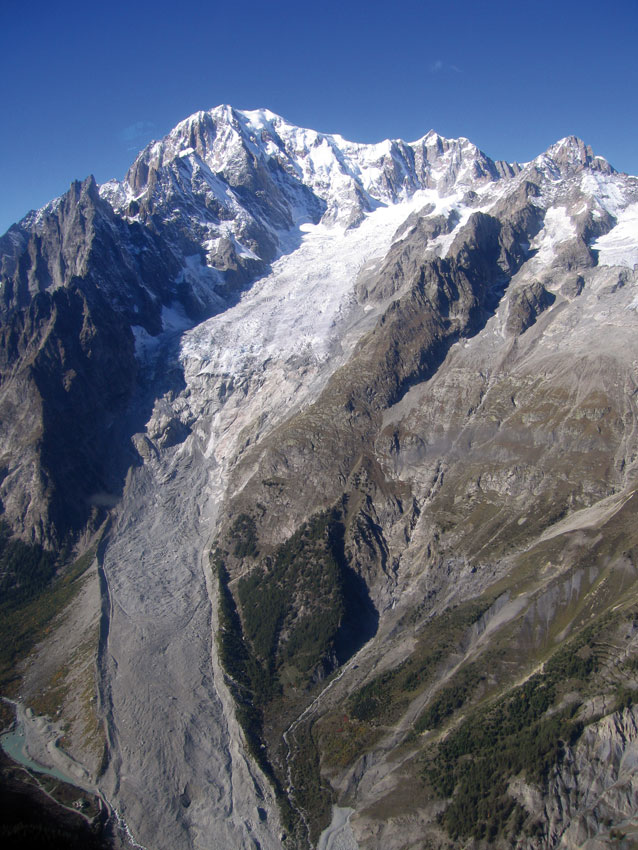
2 108 638 850
527 706 638 849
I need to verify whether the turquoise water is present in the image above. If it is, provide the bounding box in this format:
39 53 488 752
1 725 77 785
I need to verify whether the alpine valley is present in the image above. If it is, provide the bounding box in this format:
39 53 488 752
2 105 638 850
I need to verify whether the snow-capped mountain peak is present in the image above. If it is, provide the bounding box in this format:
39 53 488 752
95 107 528 320
529 134 615 183
81 111 635 356
104 106 514 228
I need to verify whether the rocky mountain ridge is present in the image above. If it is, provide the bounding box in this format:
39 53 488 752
1 107 638 850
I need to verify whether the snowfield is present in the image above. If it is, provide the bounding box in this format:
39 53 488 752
593 202 638 268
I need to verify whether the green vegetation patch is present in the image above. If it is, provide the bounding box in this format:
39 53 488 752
414 661 486 732
317 598 499 772
423 621 605 842
287 719 334 845
216 509 365 844
348 597 496 729
0 540 95 697
0 522 56 609
318 712 384 770
215 552 314 843
215 555 268 759
237 511 346 685
230 514 259 559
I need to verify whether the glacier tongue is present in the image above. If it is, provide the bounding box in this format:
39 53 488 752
99 388 285 850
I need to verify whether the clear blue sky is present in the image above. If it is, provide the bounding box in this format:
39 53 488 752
1 0 637 234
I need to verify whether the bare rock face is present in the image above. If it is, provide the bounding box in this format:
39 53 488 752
505 280 555 335
3 109 638 850
508 707 638 850
0 176 180 545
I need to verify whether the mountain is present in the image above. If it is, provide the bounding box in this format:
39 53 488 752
1 107 638 850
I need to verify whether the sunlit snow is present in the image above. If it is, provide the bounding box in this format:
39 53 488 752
91 108 638 382
530 206 577 265
592 203 638 268
181 190 447 379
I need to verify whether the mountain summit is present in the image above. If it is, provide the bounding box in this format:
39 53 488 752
1 108 638 850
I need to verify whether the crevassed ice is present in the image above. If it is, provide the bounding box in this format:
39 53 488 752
180 190 458 378
592 203 638 269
